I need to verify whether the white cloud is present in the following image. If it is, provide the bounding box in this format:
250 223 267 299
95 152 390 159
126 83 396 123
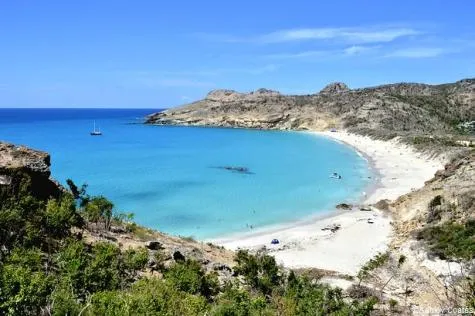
265 50 327 60
261 27 418 43
200 26 420 44
385 47 446 58
265 45 378 60
343 45 379 55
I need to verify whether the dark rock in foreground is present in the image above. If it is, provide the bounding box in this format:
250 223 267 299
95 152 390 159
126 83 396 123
146 240 164 250
0 142 62 201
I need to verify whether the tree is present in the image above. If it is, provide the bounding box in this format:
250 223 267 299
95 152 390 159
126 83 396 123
66 179 90 207
84 196 114 230
45 194 83 238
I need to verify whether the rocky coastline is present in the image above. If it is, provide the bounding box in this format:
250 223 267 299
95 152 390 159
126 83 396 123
146 79 475 139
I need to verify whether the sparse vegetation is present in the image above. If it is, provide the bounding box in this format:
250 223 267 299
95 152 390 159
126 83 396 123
417 220 475 260
388 298 398 311
180 235 197 243
357 252 390 285
147 79 475 140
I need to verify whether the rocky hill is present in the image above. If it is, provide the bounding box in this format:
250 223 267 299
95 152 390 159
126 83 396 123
146 78 475 137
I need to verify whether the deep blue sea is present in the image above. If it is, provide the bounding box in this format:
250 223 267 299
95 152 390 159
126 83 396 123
0 108 372 239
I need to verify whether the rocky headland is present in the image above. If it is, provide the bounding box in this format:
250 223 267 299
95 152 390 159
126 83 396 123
146 79 475 139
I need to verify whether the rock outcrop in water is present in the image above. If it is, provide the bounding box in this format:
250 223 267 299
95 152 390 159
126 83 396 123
213 166 253 174
146 78 475 137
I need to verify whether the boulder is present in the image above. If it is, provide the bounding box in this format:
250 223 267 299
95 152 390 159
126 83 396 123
212 263 232 272
110 226 127 234
173 250 186 262
336 203 353 210
146 240 164 250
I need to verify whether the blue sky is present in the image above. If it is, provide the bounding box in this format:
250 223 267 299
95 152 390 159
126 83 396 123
0 0 474 108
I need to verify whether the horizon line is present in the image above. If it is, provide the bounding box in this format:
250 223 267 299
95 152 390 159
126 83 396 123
0 107 167 110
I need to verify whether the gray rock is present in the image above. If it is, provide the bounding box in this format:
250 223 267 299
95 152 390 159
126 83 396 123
146 241 163 250
212 263 232 272
336 203 353 210
0 142 51 176
110 226 127 234
0 175 12 185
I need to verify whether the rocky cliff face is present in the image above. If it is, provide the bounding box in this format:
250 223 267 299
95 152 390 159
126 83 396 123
146 78 475 137
392 150 475 236
0 142 62 202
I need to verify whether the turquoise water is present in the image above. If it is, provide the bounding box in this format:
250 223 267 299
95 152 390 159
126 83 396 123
0 109 372 239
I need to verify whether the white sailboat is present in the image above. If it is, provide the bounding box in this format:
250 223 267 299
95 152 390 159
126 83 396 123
90 121 102 136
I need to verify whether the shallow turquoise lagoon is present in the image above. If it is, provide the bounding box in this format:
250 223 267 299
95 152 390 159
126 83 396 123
0 109 372 238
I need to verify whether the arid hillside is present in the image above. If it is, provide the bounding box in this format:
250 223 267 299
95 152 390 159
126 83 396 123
147 79 475 138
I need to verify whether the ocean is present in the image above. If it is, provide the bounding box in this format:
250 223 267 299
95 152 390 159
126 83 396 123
0 108 372 239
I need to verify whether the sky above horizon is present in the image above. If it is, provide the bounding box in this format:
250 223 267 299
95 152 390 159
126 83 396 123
1 1 474 108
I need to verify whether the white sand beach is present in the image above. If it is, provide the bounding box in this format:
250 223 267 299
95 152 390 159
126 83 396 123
211 131 445 275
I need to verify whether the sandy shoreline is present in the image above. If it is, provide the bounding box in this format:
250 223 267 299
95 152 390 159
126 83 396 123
210 130 445 275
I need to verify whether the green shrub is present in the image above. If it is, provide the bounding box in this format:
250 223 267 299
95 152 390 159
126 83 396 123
234 250 282 295
0 264 54 316
417 220 475 260
49 283 82 316
357 252 389 285
45 193 83 237
86 278 209 316
123 247 149 273
165 259 219 299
